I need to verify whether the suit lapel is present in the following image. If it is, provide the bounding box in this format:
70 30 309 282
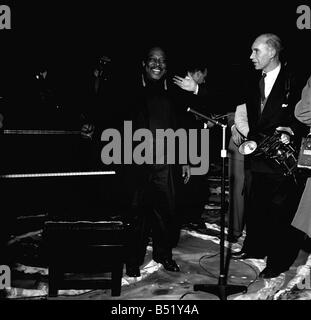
259 67 285 121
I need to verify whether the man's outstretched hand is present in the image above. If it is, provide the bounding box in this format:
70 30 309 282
173 73 198 93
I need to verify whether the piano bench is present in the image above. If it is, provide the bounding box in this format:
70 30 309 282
43 220 128 297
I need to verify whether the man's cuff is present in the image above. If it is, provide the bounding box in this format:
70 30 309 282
194 84 199 95
276 126 294 135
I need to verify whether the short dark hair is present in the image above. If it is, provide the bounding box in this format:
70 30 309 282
187 62 207 74
142 45 168 63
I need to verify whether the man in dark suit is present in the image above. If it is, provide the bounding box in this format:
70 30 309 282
231 33 305 278
124 46 191 277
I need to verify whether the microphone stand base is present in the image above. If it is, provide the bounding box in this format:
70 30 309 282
193 283 247 300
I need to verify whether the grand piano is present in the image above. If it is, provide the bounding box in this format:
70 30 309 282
0 56 129 297
0 125 120 222
0 58 122 224
0 129 119 229
0 121 128 297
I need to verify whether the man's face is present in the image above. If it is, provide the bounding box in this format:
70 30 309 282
250 37 275 72
190 68 207 84
144 47 167 81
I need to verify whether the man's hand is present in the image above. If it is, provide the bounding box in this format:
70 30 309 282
81 123 95 139
276 126 294 145
280 133 290 144
182 165 191 184
173 73 198 93
231 125 244 146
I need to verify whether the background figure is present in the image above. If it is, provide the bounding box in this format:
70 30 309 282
227 109 251 242
292 75 311 241
173 61 209 228
228 103 253 242
124 46 190 277
231 33 306 278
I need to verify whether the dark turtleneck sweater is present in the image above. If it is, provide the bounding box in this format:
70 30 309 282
143 79 174 167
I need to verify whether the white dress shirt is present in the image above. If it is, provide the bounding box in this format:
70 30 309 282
263 63 281 98
232 64 282 137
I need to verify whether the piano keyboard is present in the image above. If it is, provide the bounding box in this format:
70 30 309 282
0 171 116 179
3 129 82 135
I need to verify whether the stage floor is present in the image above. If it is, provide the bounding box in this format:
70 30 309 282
3 209 311 301
2 163 311 301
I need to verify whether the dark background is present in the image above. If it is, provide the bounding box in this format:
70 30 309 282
2 1 311 75
1 1 310 113
0 1 310 221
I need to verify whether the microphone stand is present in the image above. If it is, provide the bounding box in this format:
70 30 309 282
187 108 247 300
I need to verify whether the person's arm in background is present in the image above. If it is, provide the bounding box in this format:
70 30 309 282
235 103 249 137
231 103 249 146
276 73 311 145
295 76 311 126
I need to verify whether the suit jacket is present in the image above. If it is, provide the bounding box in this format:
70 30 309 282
245 65 303 173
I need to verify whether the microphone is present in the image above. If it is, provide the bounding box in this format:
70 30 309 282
213 114 229 120
187 107 226 128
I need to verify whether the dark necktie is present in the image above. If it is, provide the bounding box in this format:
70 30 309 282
259 72 267 112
